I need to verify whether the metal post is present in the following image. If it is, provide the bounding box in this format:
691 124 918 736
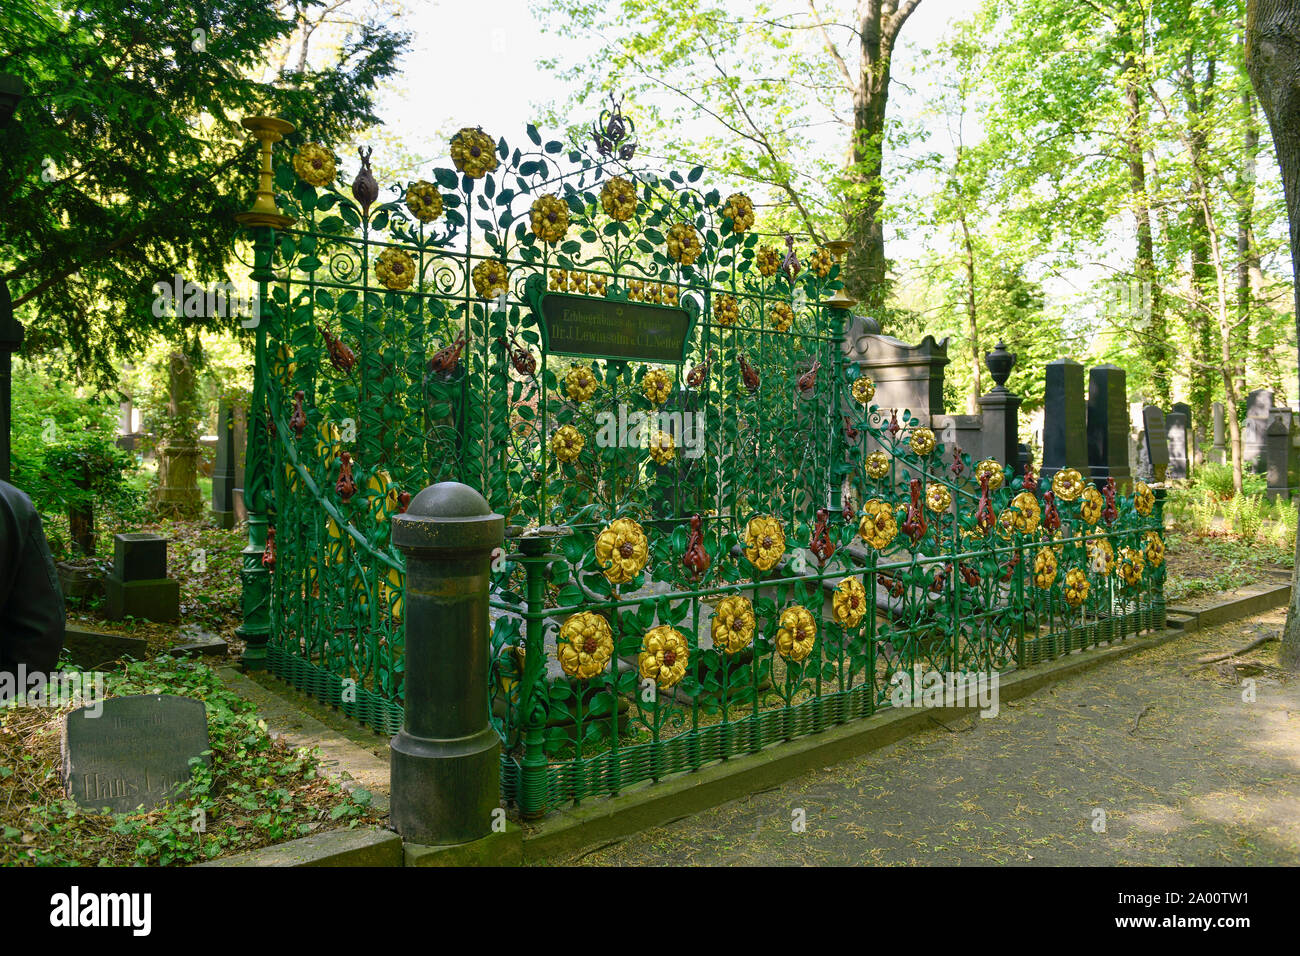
0 279 22 484
515 536 551 819
389 481 503 846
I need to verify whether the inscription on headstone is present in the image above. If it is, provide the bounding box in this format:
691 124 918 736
62 695 209 813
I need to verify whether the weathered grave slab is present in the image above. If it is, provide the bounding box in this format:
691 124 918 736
62 694 209 813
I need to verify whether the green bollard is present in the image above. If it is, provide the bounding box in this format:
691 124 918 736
389 481 503 846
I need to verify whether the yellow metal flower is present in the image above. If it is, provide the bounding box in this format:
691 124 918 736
744 515 786 571
642 368 672 405
601 176 637 221
375 248 416 291
975 459 1005 491
864 451 891 480
595 517 649 584
550 424 583 463
471 259 509 299
530 194 570 244
756 245 781 277
1086 538 1116 575
639 625 689 688
1051 468 1085 502
557 611 614 680
711 595 756 655
564 365 598 403
851 377 876 405
405 180 443 222
858 498 898 550
648 430 675 465
909 427 936 456
449 127 498 178
1080 485 1103 526
721 192 755 232
1033 548 1058 588
1118 547 1144 586
926 483 952 515
807 247 833 278
568 271 588 293
1009 491 1041 534
549 268 567 291
293 144 335 187
1064 567 1090 607
666 222 702 265
770 301 794 332
1133 481 1155 517
776 605 817 662
627 280 644 301
1145 532 1165 568
590 274 608 296
714 294 740 327
832 577 868 629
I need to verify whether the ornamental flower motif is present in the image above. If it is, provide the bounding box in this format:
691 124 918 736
1080 485 1103 526
744 515 786 571
832 577 868 629
549 268 566 291
1064 567 1090 607
1133 481 1155 517
449 127 498 178
564 365 598 403
1009 491 1041 534
1118 547 1144 586
1145 532 1165 568
770 301 794 333
864 451 890 480
556 611 613 680
293 144 336 187
721 192 755 232
851 377 876 405
375 248 415 291
776 605 817 662
405 180 443 222
807 247 833 278
595 517 649 584
638 625 689 688
642 367 672 405
601 176 637 221
666 222 703 265
976 459 1005 491
756 245 781 277
648 430 675 465
550 424 583 463
925 483 952 515
530 194 570 244
1051 468 1085 502
711 595 756 655
858 498 898 550
1086 538 1116 575
909 427 936 456
714 294 740 327
471 259 509 299
1033 548 1058 589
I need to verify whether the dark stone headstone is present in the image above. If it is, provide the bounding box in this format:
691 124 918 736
62 626 149 670
1210 402 1226 464
213 401 239 528
1142 405 1169 482
61 695 210 814
1086 364 1131 489
1244 388 1273 472
1267 417 1291 500
1042 358 1087 478
1166 404 1190 480
113 532 167 582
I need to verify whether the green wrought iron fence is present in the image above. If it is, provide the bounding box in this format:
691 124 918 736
233 118 1166 819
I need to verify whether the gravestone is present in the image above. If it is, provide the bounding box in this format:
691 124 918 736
62 695 210 813
213 401 238 529
1267 417 1291 500
105 532 179 622
1042 358 1087 479
976 341 1021 465
1142 405 1169 483
1210 402 1226 464
1244 388 1273 472
1086 364 1132 489
1166 403 1190 480
842 318 950 427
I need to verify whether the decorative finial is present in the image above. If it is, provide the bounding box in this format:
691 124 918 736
985 340 1016 390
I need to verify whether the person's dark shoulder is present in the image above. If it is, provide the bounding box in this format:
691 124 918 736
0 479 37 536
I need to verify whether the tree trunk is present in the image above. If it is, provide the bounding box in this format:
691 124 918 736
1245 0 1300 670
843 0 921 310
1182 52 1219 434
1236 62 1259 403
154 349 203 519
958 200 980 412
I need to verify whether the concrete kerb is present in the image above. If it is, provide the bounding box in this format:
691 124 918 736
204 583 1290 866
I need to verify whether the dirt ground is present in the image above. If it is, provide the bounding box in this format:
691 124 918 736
557 608 1300 866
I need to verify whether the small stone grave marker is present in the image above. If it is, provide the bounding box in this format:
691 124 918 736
61 695 210 814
